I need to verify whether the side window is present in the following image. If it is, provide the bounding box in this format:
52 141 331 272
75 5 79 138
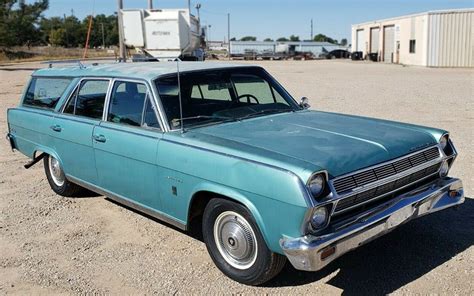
143 99 160 129
232 74 282 104
63 79 109 119
23 77 71 109
108 81 159 128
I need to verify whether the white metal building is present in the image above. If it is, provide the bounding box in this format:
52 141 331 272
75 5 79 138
229 41 345 57
351 9 473 67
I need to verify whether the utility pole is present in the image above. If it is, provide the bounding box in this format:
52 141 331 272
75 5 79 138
117 0 126 62
310 19 313 41
147 0 153 9
195 3 201 20
227 13 231 59
208 24 212 43
64 13 69 47
101 23 105 48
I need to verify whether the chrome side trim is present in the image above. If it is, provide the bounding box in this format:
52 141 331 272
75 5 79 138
59 77 112 114
67 175 186 230
103 78 166 131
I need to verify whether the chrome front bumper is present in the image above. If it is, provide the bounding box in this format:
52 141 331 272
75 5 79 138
280 177 464 271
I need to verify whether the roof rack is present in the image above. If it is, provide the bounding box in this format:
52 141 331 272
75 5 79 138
42 56 182 68
41 57 121 68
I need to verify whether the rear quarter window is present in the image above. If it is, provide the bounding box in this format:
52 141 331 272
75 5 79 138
23 77 72 109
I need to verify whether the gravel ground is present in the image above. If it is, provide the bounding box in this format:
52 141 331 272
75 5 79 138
0 60 473 295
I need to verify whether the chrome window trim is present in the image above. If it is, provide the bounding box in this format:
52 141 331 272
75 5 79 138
21 76 73 111
103 78 164 131
59 77 112 121
151 66 302 132
150 79 171 132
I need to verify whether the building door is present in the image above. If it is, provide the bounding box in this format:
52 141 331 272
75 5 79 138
356 29 365 52
383 25 395 63
370 27 380 53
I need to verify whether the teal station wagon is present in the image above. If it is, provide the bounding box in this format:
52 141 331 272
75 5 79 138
6 62 464 285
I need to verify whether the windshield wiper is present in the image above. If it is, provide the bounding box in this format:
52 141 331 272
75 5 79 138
237 108 293 120
171 115 237 128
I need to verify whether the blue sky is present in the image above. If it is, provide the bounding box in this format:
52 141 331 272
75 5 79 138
36 0 473 42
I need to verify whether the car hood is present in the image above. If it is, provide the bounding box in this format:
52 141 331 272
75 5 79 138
183 110 444 179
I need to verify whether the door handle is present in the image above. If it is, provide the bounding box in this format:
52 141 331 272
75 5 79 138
50 125 62 132
93 134 106 143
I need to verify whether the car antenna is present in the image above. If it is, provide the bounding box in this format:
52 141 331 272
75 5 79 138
176 58 185 133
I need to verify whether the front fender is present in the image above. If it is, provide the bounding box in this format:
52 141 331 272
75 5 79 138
189 182 308 254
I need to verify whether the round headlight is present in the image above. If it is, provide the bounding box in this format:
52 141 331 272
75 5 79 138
311 207 328 229
439 160 449 177
308 174 325 197
439 135 448 150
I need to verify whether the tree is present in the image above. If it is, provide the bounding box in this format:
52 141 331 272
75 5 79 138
276 37 289 42
49 28 66 46
313 33 337 44
240 36 257 41
0 0 49 47
230 37 236 41
289 35 300 41
263 38 273 42
340 38 348 46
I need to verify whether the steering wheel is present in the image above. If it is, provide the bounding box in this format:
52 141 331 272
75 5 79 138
237 94 259 104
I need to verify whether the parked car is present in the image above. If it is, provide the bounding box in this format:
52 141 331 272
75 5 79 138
6 62 464 285
325 49 351 59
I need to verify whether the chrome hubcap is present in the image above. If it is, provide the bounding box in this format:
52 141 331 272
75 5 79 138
49 156 65 187
213 211 258 269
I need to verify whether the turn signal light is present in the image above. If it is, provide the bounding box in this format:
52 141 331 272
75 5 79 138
449 190 459 198
320 246 336 260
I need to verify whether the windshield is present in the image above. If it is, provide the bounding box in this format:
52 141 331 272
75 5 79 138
155 67 300 129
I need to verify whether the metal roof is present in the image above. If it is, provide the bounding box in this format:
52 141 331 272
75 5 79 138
352 8 474 27
32 62 251 80
230 41 336 46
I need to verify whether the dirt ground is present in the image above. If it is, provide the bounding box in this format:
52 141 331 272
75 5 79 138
0 60 473 295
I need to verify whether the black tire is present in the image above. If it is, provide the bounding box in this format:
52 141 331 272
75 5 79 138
202 198 286 285
44 155 84 197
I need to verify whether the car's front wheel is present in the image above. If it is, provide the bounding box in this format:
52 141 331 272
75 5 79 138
44 155 85 197
202 198 286 285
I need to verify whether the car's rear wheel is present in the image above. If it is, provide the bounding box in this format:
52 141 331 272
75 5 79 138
44 155 84 197
202 198 286 285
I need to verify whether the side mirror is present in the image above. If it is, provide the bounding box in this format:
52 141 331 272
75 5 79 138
300 97 311 109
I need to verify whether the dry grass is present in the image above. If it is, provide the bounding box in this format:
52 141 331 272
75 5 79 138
0 46 116 64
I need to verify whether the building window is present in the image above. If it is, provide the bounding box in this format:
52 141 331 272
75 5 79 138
409 39 416 53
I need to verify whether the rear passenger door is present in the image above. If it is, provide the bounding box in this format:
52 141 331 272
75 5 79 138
52 78 110 184
93 79 163 210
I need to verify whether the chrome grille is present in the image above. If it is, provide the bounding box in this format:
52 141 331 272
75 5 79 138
333 146 440 194
335 162 441 212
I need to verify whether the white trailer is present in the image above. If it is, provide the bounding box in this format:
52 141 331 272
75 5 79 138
121 8 204 61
